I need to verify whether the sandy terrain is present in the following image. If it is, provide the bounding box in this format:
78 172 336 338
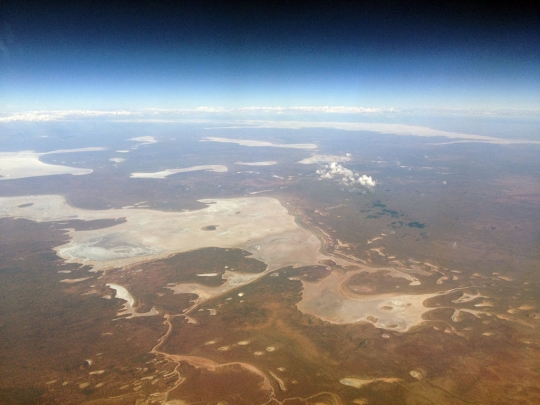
226 121 540 145
106 283 158 318
203 136 317 149
0 147 104 180
130 165 228 178
296 268 440 332
0 195 326 273
166 271 263 304
0 194 476 333
340 377 401 389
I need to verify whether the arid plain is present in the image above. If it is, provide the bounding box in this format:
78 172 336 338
1 122 540 405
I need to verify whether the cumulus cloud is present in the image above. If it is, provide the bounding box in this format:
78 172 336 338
317 162 376 189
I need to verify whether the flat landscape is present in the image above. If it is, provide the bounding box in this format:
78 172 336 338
1 120 539 405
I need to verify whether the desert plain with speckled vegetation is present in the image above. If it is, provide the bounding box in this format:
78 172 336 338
1 121 540 405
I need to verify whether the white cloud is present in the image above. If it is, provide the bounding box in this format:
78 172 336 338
0 106 393 122
289 106 395 113
317 162 376 189
129 136 157 145
0 110 140 122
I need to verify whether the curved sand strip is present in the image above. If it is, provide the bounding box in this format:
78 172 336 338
203 137 317 149
130 165 228 178
106 283 158 318
225 121 540 145
235 161 277 166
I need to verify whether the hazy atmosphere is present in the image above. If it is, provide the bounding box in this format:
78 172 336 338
1 1 539 405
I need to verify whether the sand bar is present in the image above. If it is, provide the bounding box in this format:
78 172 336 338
130 165 228 178
203 137 317 149
224 121 540 145
235 161 277 166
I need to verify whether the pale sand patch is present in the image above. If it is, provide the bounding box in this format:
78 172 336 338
0 147 104 180
130 165 228 178
269 370 286 391
474 300 495 307
367 236 383 244
297 269 440 332
235 161 277 166
203 137 317 149
452 292 484 303
106 283 158 319
249 190 273 195
224 121 540 145
436 276 448 284
340 377 401 389
60 277 92 283
297 155 351 164
167 271 274 303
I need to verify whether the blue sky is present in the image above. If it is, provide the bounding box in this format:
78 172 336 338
1 1 539 113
